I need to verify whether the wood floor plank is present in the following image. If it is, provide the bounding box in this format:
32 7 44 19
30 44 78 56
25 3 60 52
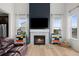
26 44 79 56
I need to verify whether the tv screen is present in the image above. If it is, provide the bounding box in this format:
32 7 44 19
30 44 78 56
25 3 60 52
30 18 48 29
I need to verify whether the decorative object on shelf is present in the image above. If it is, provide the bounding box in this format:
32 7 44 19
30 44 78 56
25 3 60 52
15 27 26 44
51 33 62 44
53 29 61 35
16 35 23 42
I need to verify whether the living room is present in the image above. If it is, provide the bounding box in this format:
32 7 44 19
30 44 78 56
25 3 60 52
0 3 79 56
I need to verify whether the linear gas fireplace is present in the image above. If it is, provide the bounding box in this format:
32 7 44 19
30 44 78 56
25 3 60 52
34 35 45 45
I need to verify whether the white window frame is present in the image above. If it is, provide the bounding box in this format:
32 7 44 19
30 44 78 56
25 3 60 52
70 15 78 39
69 8 79 40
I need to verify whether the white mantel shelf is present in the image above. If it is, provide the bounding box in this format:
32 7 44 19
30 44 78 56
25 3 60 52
30 29 49 32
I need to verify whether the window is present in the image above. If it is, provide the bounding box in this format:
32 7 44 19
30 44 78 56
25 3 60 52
53 16 61 35
16 16 27 37
71 15 77 38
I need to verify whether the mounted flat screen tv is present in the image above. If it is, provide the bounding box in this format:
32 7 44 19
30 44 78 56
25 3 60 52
30 18 48 29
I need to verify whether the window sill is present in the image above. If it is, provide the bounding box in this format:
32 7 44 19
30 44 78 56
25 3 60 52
71 38 78 40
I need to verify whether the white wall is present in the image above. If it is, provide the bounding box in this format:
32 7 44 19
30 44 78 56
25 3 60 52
50 3 65 14
65 3 79 52
14 3 29 14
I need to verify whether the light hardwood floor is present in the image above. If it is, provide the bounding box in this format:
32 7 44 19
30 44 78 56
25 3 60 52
26 44 79 56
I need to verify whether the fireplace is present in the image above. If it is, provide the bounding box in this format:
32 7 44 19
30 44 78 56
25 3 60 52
34 35 45 45
29 3 50 45
30 29 49 44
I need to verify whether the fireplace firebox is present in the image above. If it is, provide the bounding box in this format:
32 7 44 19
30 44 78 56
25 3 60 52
34 35 45 45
